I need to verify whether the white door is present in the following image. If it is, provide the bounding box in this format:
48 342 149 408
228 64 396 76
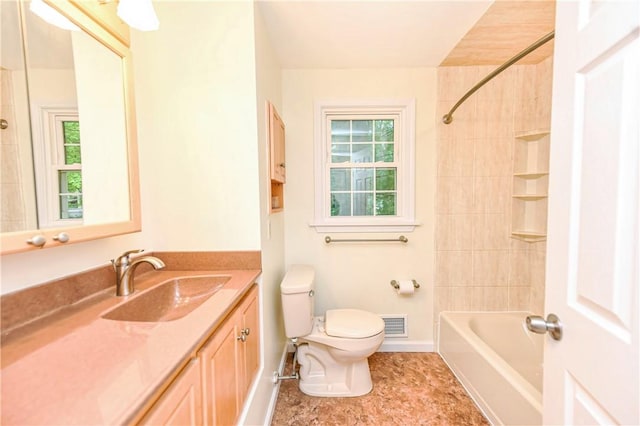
544 0 639 424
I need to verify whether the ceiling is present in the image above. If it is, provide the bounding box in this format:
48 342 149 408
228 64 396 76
257 0 494 68
257 0 555 69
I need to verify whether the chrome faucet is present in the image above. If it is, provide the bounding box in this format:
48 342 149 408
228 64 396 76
111 249 166 296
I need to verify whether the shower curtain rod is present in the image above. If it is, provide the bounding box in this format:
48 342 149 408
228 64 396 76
442 30 555 125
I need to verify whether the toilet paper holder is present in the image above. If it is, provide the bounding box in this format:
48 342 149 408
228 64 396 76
390 280 420 290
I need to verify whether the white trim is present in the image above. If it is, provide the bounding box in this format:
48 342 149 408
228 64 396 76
260 343 292 426
379 339 434 352
312 99 416 233
308 222 420 233
238 275 267 426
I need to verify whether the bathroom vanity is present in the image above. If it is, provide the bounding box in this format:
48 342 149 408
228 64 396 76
140 282 259 425
0 265 261 425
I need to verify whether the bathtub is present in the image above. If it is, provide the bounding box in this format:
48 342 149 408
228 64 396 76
438 311 544 426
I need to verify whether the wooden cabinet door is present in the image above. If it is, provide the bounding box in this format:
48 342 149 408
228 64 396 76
200 315 240 426
238 286 260 400
269 103 286 183
139 358 203 426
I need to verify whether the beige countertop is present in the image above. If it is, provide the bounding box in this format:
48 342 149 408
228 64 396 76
0 269 261 425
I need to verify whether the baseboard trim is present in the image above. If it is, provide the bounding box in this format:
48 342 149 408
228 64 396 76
379 339 434 352
262 343 290 426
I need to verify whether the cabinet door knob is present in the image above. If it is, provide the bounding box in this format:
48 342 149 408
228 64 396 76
27 235 47 247
237 334 246 342
53 232 70 243
242 328 250 336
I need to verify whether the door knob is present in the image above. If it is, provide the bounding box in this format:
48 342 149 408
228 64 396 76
526 313 563 341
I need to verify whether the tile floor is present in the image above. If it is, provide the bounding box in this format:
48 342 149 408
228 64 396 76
271 352 488 425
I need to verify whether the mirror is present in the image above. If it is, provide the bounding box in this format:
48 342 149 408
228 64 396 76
0 0 140 254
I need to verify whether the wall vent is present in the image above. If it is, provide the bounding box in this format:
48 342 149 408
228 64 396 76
380 314 408 338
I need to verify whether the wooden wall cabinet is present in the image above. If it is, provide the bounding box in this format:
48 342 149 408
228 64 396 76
268 102 285 212
138 285 259 426
511 130 550 242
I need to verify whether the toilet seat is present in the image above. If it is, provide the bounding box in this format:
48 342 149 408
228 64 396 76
325 309 385 338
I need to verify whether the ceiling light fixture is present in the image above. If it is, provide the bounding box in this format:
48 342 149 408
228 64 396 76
116 0 159 31
30 0 79 31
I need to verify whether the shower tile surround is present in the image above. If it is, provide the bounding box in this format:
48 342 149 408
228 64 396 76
435 57 552 334
1 70 29 233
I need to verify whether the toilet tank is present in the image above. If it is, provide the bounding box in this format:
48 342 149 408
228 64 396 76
280 264 315 338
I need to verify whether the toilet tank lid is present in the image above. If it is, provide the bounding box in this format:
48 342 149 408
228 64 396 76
281 264 315 294
325 309 385 338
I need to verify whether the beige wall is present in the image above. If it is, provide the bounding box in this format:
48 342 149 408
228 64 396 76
133 1 261 252
282 68 437 347
434 56 553 334
244 5 286 425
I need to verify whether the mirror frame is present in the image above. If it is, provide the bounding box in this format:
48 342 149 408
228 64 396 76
1 0 141 254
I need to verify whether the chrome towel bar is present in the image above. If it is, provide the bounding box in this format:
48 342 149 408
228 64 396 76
324 235 408 244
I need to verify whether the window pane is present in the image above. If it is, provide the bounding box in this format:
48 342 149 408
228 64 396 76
59 170 83 219
353 193 373 216
59 170 82 193
351 144 373 163
60 195 83 219
63 121 80 144
331 193 351 216
63 121 81 165
65 145 81 164
330 168 350 191
376 168 396 190
375 193 396 215
374 119 394 142
352 168 373 190
352 120 372 142
375 143 394 162
331 143 350 163
331 120 350 142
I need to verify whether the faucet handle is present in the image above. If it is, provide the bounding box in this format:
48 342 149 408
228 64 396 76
112 249 145 267
121 249 144 258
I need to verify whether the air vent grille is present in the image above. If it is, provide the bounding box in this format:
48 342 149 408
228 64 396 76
380 315 408 337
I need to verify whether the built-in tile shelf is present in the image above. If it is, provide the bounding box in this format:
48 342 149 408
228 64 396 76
513 172 548 179
511 129 550 242
512 230 547 240
513 194 547 200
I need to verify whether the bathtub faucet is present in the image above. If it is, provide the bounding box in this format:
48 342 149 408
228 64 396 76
111 249 166 296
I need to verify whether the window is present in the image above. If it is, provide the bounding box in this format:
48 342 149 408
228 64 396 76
57 120 83 220
312 99 417 232
33 107 83 228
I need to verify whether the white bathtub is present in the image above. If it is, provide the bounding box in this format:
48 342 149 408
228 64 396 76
438 311 544 426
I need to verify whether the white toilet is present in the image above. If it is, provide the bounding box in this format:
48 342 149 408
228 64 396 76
280 264 385 397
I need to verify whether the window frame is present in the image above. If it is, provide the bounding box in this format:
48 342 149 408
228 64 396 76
32 106 83 228
311 99 418 232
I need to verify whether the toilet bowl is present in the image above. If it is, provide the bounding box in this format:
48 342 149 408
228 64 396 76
280 265 385 397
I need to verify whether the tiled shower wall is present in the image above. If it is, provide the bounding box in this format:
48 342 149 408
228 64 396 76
1 70 27 232
434 56 553 332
